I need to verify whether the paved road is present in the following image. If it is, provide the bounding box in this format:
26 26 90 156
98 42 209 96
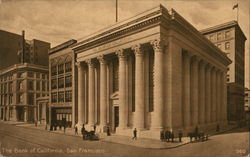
0 122 249 157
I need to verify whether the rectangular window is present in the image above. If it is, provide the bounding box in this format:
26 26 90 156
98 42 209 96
217 33 222 40
28 72 34 78
65 62 72 73
51 66 57 76
52 93 57 103
9 82 13 93
58 64 64 74
65 76 72 87
225 31 230 38
225 42 230 50
36 81 40 90
36 72 40 78
18 93 23 104
28 93 34 105
42 74 45 79
36 93 40 98
58 77 64 88
65 90 72 102
51 79 57 89
58 92 64 102
42 81 46 91
28 80 34 90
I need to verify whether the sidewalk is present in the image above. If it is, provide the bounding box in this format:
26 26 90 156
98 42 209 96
0 120 239 149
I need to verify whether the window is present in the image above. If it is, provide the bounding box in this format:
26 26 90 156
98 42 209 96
225 31 230 38
51 66 57 76
65 91 72 102
217 33 222 40
58 77 64 88
28 93 34 105
58 64 64 74
36 72 40 78
9 82 13 93
51 79 57 89
52 93 57 103
9 94 13 104
36 93 40 98
65 76 72 87
28 81 34 90
65 62 72 73
217 44 222 49
42 74 45 79
36 81 40 90
58 92 64 102
28 72 34 78
225 42 230 50
42 81 46 91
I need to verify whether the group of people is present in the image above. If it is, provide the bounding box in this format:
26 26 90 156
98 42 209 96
160 130 183 142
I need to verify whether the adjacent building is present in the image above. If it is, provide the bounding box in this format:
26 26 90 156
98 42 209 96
72 5 231 139
0 30 50 122
245 88 250 121
200 21 247 121
48 40 77 128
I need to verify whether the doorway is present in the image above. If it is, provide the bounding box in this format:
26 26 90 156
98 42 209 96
114 106 119 132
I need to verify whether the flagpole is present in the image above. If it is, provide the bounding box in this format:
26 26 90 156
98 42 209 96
237 4 239 23
116 0 118 22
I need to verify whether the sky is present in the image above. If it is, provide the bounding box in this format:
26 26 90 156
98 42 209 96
0 0 249 87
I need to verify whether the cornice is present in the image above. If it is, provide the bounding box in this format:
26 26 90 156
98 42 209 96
72 5 171 53
49 39 77 54
169 9 231 66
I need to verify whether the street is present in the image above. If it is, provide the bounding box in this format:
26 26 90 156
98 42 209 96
0 122 249 157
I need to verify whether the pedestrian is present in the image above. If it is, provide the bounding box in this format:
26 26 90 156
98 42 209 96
74 124 78 135
81 124 85 140
107 127 111 136
63 124 66 134
132 128 137 140
45 122 47 130
178 129 183 142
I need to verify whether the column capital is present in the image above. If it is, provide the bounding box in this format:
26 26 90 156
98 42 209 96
150 39 167 53
76 62 83 68
116 49 126 60
131 44 143 57
86 59 95 68
97 55 107 65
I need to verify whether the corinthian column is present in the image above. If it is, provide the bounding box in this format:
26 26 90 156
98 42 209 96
77 62 85 126
205 64 211 124
132 44 145 130
216 70 221 122
211 68 216 123
97 55 107 129
116 50 127 129
191 57 199 126
150 39 164 130
86 59 95 126
198 61 205 125
182 52 191 128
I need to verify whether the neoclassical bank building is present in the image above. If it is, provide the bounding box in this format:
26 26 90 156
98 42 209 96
71 5 231 139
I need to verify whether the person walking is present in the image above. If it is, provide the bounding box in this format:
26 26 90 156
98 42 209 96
93 124 96 133
132 128 137 140
74 124 78 135
178 129 183 142
81 124 85 140
107 127 111 136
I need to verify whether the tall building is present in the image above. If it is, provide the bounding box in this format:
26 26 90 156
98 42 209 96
48 40 77 128
200 21 247 121
71 5 231 139
0 30 50 122
0 30 49 70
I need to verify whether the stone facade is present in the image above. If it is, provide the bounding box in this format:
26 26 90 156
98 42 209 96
0 63 49 122
71 5 231 139
48 40 77 128
200 21 246 121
